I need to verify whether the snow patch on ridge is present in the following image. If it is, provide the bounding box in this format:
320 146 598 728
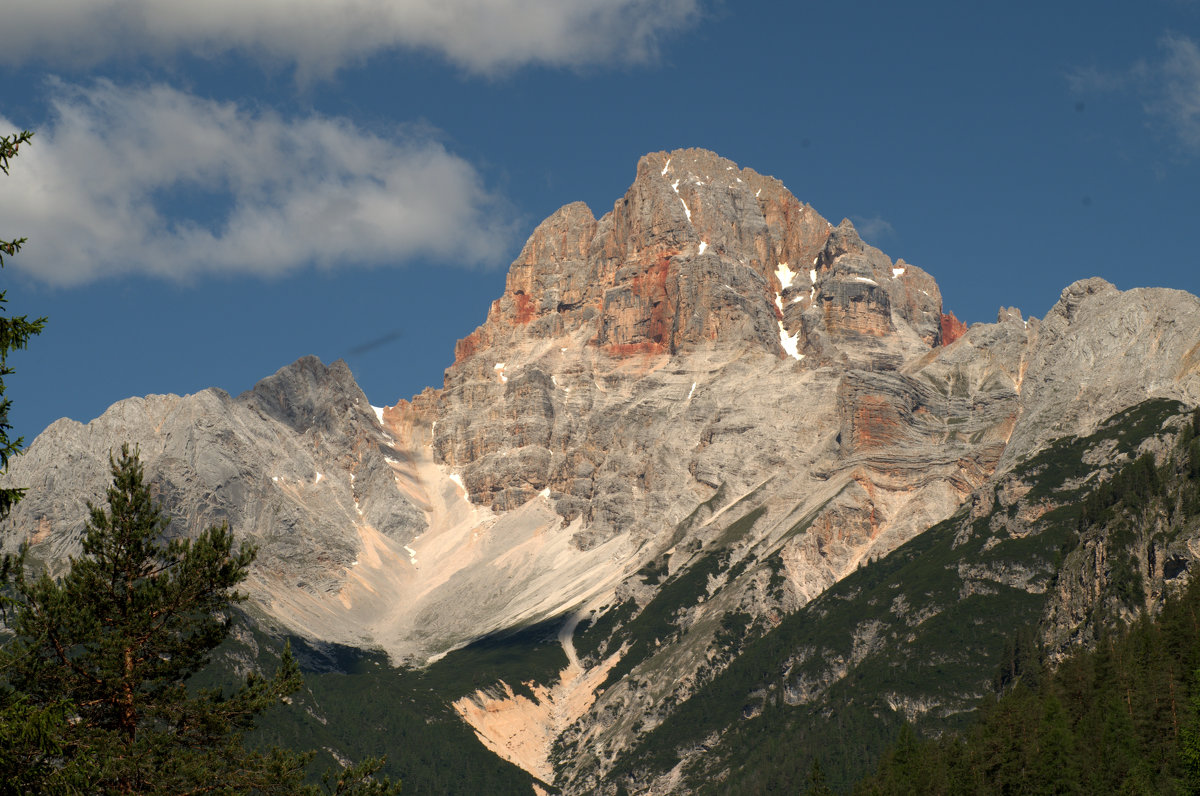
686 382 697 401
853 276 879 286
775 262 796 290
778 322 803 360
372 405 385 424
698 241 708 255
661 158 671 176
892 267 905 278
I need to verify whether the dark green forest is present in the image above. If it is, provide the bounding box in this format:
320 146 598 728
600 400 1200 794
856 408 1200 795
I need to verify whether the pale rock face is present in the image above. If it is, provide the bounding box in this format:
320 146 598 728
6 149 1200 791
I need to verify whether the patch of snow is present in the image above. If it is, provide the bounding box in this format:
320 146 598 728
371 405 385 423
812 256 818 265
539 487 551 498
551 375 559 388
560 347 568 353
315 472 323 484
500 373 507 384
494 362 505 370
384 456 398 464
404 545 417 565
920 289 930 297
661 158 671 176
810 286 816 301
778 321 804 360
686 382 697 401
349 473 355 482
272 476 278 483
775 294 783 312
853 276 879 286
680 198 691 221
671 179 680 192
736 177 743 183
810 268 817 283
775 262 796 289
892 267 906 278
449 472 465 492
755 188 762 197
698 241 708 255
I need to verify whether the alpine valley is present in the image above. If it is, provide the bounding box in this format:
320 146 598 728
7 148 1200 793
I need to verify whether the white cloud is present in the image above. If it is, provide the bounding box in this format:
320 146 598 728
0 80 515 286
850 215 894 243
0 0 702 77
1068 33 1200 153
1154 34 1200 150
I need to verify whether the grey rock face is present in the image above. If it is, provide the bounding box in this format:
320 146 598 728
5 355 426 609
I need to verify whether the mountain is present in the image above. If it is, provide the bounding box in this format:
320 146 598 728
5 148 1200 793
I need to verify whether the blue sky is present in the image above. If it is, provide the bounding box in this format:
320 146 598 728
2 1 1199 440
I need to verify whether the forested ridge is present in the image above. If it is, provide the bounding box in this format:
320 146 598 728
856 408 1200 795
601 400 1200 795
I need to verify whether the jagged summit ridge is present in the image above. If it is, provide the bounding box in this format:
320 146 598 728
451 148 944 369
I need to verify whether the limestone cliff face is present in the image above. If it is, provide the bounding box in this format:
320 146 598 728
427 150 962 555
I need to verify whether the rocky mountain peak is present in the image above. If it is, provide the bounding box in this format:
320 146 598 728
450 149 947 375
423 150 972 545
246 355 370 434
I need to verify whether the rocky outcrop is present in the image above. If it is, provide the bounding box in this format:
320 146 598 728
940 311 967 345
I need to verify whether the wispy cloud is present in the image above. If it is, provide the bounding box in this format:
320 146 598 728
1154 34 1200 150
1068 33 1200 153
0 0 702 78
850 215 894 243
0 80 515 286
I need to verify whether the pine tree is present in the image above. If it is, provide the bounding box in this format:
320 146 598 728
1 446 400 794
1 445 307 792
0 127 65 793
0 129 45 521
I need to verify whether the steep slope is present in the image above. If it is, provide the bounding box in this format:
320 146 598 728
594 399 1200 793
5 148 1200 792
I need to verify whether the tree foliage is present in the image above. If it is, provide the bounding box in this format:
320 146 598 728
857 416 1200 795
1 446 400 793
0 129 46 520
